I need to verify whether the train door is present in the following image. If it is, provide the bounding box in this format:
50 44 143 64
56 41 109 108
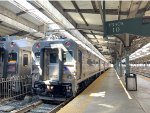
22 51 31 76
0 48 5 77
78 50 82 79
43 48 63 82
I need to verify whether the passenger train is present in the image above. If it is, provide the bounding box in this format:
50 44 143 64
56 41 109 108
32 35 109 101
0 36 33 93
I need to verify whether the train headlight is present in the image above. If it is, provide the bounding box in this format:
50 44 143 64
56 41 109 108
68 86 72 90
50 86 54 90
34 84 38 88
47 85 54 90
66 85 72 92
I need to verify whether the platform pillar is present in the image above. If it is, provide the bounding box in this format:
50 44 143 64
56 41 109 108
116 59 120 75
119 58 123 77
125 47 130 74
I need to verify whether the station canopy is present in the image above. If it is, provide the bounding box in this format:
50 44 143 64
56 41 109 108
0 0 149 63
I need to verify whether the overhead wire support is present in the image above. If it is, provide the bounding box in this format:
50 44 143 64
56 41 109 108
98 1 107 39
103 1 107 38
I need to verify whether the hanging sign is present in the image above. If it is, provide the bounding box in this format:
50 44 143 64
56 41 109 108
105 17 150 37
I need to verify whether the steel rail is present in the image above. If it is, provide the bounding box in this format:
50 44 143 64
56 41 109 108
48 97 74 113
10 101 42 113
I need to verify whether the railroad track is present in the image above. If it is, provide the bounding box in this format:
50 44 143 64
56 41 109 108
0 96 39 113
9 97 73 113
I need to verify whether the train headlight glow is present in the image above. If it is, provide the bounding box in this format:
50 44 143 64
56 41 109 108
47 86 54 90
34 84 38 87
68 86 71 90
50 86 54 90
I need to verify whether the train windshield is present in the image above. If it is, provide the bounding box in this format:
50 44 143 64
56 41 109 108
35 52 40 58
35 52 40 63
0 48 5 75
50 53 58 63
8 52 17 62
0 38 6 41
63 51 73 62
7 52 17 74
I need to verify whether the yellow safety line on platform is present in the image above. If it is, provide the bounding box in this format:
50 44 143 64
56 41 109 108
115 70 132 100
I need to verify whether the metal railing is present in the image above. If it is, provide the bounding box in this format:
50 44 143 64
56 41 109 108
0 75 32 102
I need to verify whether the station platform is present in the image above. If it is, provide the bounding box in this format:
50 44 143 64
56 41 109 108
57 68 150 113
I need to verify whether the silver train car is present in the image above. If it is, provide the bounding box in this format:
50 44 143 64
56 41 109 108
0 36 33 92
32 38 109 101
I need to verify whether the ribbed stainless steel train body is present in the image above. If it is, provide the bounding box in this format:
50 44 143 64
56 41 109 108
32 38 109 100
0 36 33 92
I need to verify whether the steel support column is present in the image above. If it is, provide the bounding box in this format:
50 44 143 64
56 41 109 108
119 57 123 77
124 33 130 76
116 59 120 75
125 47 130 75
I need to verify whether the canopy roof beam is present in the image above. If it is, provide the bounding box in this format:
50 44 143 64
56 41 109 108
63 9 127 15
63 8 149 15
76 24 103 32
16 8 44 16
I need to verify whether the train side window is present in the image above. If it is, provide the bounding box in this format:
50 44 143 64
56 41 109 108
50 53 58 63
0 38 6 41
35 52 40 58
8 52 17 62
78 50 82 62
23 54 28 66
63 51 73 63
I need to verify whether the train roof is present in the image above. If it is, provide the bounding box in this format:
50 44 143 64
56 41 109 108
0 36 34 49
13 39 34 48
34 36 75 45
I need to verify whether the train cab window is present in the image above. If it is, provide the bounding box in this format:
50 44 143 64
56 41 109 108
8 53 17 62
0 51 4 62
50 53 58 63
0 38 6 41
23 54 28 66
78 50 82 62
35 52 40 58
35 52 40 62
63 51 73 63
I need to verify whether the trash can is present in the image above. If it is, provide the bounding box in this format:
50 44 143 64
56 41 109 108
125 73 137 91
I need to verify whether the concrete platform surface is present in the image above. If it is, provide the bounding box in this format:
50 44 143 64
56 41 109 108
57 68 150 113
